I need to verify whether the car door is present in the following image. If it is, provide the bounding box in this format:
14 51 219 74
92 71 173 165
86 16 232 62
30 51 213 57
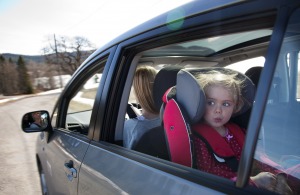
41 49 115 195
77 1 299 195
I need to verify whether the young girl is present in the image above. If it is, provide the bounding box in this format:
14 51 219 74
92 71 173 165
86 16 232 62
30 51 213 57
193 70 245 176
192 70 292 193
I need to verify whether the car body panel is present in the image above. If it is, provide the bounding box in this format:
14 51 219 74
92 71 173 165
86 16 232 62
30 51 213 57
37 130 90 194
78 142 226 195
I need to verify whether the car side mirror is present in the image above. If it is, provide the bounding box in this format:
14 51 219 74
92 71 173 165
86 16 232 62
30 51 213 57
21 110 51 133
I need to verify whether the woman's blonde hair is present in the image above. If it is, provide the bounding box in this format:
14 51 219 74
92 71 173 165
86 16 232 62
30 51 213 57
133 66 159 115
196 70 244 113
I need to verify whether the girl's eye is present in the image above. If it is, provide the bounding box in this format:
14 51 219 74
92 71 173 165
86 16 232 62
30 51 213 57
207 101 215 106
223 102 231 107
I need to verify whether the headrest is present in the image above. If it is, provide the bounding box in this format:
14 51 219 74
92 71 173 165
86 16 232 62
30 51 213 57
176 70 206 124
175 68 255 124
153 65 182 110
245 66 262 87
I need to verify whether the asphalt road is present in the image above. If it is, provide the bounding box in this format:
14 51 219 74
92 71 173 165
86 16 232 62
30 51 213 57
0 93 59 195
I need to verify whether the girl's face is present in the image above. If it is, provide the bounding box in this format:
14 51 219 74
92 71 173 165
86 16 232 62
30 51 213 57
203 85 235 130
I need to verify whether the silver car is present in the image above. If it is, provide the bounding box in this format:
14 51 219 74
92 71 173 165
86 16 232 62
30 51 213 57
22 0 300 194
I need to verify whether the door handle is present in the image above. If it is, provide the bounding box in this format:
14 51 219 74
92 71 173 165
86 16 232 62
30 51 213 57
64 160 77 181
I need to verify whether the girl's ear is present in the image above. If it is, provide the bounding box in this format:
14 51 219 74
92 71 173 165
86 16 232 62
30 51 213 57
234 99 244 113
233 105 238 113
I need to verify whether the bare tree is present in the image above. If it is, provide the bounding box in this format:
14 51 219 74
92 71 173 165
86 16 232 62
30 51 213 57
42 35 96 75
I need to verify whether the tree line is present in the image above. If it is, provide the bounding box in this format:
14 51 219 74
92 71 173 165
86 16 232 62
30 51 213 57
0 36 95 96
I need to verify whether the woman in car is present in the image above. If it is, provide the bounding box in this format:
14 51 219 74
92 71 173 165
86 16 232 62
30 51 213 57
30 111 42 129
123 66 161 149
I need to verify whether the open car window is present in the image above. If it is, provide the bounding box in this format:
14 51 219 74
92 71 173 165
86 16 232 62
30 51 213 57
60 58 107 135
120 26 273 160
251 8 300 194
65 72 101 134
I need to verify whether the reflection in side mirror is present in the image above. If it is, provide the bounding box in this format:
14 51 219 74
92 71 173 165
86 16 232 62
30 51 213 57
22 110 51 133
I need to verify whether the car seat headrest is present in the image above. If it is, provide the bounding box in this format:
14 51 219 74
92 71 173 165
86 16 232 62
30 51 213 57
245 66 262 87
153 65 182 110
175 68 255 124
176 70 206 124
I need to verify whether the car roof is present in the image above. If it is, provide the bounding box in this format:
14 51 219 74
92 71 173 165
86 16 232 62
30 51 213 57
88 0 242 58
81 0 292 67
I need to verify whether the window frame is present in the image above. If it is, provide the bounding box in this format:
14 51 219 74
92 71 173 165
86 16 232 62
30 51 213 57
51 47 116 140
107 7 278 144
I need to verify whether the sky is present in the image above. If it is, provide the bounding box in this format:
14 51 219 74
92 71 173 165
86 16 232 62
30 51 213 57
0 0 192 56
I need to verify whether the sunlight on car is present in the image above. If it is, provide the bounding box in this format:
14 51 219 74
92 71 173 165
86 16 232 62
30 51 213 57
226 57 265 73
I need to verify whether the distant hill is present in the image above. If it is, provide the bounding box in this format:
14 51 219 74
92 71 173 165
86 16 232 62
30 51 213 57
1 50 95 64
1 53 45 64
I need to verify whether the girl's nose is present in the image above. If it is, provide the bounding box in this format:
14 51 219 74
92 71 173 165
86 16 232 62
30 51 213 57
215 105 222 114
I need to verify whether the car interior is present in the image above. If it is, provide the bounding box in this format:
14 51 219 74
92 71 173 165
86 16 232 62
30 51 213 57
118 23 300 193
121 28 270 154
118 16 300 193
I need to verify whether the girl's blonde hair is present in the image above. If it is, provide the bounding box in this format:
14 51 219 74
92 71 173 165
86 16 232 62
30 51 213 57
133 66 159 115
196 70 244 113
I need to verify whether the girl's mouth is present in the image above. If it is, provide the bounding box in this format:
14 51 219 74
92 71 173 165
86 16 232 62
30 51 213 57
214 118 222 123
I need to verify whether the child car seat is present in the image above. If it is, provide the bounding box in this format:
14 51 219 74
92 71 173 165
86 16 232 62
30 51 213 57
162 68 255 168
231 66 262 128
162 70 205 167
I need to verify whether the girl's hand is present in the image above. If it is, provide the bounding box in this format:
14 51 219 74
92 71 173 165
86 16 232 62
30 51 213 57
250 172 276 191
274 173 293 195
251 172 293 195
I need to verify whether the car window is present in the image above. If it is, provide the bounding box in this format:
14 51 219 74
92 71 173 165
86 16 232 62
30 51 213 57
251 8 300 195
54 58 107 136
120 27 273 157
65 71 101 135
